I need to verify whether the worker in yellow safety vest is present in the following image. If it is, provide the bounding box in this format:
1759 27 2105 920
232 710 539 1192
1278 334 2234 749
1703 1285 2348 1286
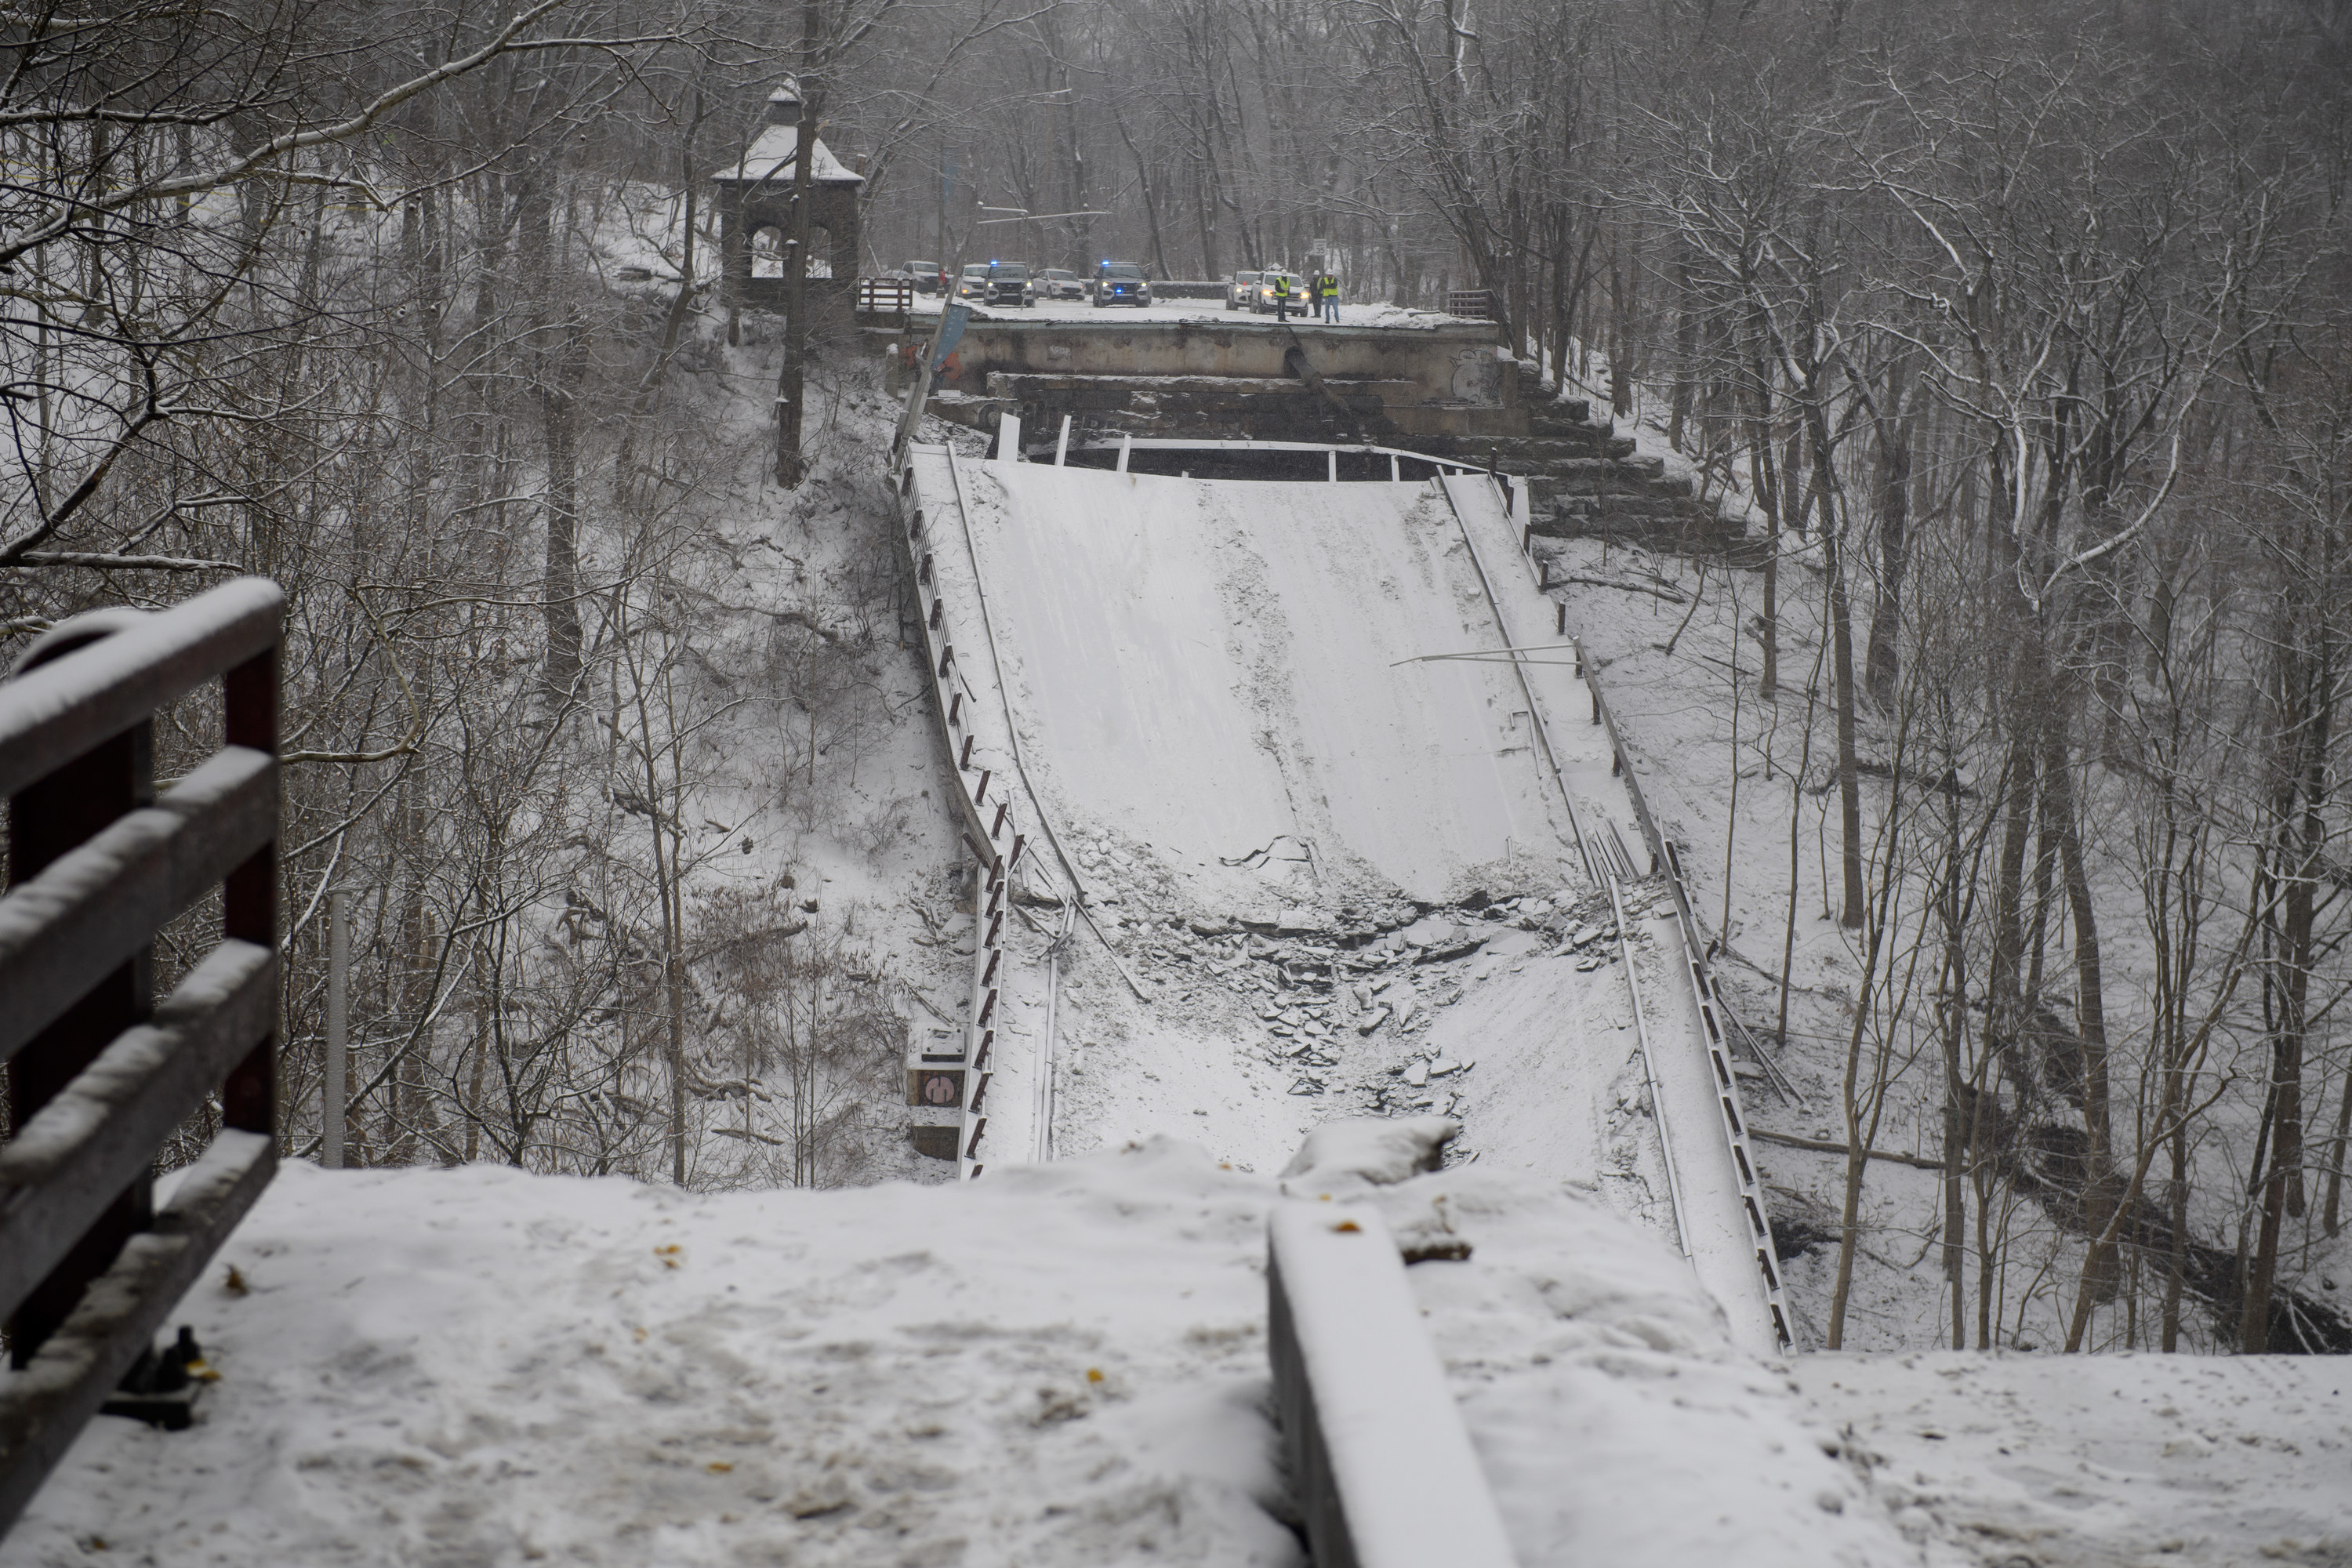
1315 270 1341 323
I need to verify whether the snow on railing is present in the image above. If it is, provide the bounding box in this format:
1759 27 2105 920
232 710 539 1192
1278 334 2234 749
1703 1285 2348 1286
1269 1203 1519 1568
0 579 285 1533
895 443 1042 1179
1657 839 1794 1348
1494 487 1793 1350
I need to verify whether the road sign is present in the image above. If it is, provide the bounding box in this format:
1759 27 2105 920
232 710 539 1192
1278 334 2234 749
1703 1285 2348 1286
908 1069 965 1107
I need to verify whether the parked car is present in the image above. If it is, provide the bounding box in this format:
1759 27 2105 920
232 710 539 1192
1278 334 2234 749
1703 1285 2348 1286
1252 270 1307 314
1088 260 1152 307
906 260 948 295
1036 267 1085 300
955 261 989 300
1226 270 1261 310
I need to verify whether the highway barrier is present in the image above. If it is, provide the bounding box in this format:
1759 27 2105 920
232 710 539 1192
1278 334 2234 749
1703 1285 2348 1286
1269 1204 1519 1568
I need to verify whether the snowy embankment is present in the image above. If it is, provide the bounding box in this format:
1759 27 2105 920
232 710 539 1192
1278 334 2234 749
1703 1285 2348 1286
2 1141 1910 1568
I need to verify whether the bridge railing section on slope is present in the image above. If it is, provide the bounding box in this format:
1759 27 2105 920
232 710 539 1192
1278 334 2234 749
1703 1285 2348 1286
0 579 285 1532
1475 475 1795 1351
894 445 1054 1179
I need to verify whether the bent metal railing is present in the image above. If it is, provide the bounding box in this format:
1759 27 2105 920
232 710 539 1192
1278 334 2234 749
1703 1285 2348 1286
1483 475 1793 1351
0 577 284 1534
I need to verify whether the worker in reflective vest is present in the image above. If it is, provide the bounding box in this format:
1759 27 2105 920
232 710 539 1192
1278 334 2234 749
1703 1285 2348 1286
1316 270 1341 323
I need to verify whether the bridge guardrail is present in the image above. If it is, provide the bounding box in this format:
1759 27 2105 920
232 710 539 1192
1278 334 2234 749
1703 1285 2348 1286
0 577 285 1533
1270 1204 1519 1568
857 276 915 323
895 441 1034 1178
1494 488 1792 1348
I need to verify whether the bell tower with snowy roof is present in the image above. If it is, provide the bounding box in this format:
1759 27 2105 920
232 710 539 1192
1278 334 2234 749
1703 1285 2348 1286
711 79 866 313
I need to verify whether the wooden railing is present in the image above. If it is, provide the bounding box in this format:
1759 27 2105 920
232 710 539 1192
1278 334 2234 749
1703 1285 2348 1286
857 276 916 321
1443 288 1497 320
0 577 285 1534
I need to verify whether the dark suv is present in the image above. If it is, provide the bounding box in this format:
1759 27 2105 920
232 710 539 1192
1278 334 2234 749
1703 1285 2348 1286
1089 261 1152 307
981 260 1033 308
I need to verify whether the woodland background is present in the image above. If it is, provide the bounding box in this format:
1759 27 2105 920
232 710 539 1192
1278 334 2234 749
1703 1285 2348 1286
3 0 2350 1354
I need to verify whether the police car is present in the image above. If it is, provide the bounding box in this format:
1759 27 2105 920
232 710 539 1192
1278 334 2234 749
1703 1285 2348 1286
1089 261 1152 307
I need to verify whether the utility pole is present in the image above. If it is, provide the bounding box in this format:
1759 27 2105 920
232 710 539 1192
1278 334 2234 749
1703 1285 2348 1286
938 136 952 274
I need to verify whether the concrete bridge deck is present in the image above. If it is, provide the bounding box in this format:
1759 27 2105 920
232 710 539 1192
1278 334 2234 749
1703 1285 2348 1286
894 300 1540 438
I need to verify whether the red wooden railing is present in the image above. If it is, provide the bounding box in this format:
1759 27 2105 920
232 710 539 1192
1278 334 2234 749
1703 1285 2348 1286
0 577 285 1533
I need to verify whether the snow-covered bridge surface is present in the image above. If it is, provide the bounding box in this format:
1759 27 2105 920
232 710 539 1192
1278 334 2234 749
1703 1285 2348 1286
964 462 1565 907
912 442 1784 1355
0 1148 1905 1568
9 1151 2339 1568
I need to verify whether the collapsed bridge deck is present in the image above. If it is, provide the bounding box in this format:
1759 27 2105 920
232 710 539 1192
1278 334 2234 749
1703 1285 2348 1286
896 430 1788 1355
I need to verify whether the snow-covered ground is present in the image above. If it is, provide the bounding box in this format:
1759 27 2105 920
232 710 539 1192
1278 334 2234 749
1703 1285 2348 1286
9 1142 2339 1568
1 1138 1912 1568
1797 1351 2352 1566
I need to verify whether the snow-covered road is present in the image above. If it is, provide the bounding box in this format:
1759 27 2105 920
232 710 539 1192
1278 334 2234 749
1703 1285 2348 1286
911 296 1463 331
11 1147 2328 1568
965 463 1566 907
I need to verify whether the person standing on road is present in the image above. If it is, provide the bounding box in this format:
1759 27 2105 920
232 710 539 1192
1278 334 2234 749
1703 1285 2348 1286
1274 271 1293 324
1316 269 1341 323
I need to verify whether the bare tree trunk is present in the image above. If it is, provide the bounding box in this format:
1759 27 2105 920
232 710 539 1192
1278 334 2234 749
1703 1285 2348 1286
1938 736 1971 1348
1864 364 1911 707
775 0 823 487
2042 720 2120 1306
526 176 587 700
1823 472 1865 928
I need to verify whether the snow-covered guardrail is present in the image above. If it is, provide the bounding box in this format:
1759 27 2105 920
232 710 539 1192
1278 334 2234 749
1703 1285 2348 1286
895 448 1035 1179
0 579 285 1533
1269 1203 1518 1568
1483 477 1793 1349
